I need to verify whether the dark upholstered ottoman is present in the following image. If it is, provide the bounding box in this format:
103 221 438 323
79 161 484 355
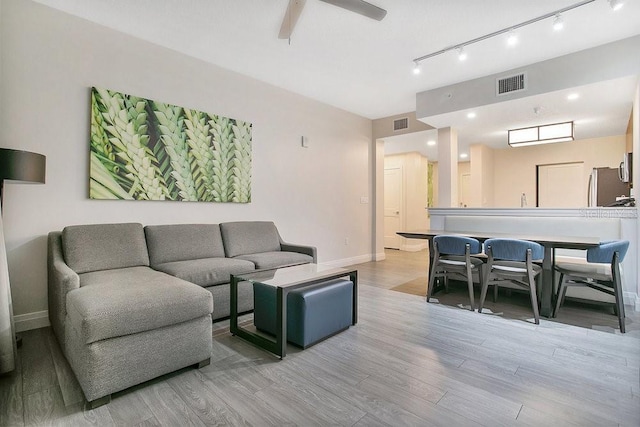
253 278 353 348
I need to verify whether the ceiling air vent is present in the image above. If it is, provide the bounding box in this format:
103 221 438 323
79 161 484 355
496 73 527 96
393 117 409 131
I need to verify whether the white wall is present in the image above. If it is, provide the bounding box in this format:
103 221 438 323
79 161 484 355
0 0 373 325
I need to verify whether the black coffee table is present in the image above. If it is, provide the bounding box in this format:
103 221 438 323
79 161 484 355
230 263 358 358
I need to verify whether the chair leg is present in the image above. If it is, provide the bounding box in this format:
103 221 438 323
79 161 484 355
612 264 626 333
493 283 498 303
478 270 492 314
466 264 475 311
427 266 437 303
528 270 540 325
443 276 449 293
553 274 568 318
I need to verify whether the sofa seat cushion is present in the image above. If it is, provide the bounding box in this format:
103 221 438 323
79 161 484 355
153 258 256 287
236 251 313 270
68 267 212 344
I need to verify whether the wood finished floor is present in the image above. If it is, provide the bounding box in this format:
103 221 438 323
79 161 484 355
1 251 639 426
362 249 640 335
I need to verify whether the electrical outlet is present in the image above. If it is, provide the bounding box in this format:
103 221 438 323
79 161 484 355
344 237 349 245
360 196 369 204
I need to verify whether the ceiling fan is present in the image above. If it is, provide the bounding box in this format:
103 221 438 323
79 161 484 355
279 0 387 40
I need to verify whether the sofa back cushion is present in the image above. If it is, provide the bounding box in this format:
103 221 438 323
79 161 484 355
62 223 149 274
220 221 281 257
144 224 226 265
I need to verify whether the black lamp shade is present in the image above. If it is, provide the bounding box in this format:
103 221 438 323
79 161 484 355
0 148 46 184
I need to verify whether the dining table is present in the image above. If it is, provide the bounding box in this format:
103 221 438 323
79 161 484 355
397 229 601 318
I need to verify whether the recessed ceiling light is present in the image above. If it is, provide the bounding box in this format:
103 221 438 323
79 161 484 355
460 153 468 159
567 93 579 101
506 31 518 46
413 62 421 75
427 140 436 146
467 112 476 119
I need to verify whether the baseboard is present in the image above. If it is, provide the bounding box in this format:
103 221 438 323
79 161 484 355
321 254 373 268
14 310 50 332
627 292 640 312
374 252 386 261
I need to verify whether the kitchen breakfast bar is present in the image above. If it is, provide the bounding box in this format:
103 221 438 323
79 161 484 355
397 207 639 317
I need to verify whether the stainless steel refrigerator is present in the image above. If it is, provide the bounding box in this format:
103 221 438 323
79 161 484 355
588 167 629 207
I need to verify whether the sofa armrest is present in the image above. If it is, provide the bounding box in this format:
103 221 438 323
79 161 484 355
48 231 80 344
280 242 317 263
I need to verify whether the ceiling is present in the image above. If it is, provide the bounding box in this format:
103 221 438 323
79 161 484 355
33 0 640 154
386 75 638 159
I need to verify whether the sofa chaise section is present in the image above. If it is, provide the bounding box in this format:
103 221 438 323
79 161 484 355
48 223 213 407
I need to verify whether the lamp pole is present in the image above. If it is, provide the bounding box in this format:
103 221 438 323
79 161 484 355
0 148 46 351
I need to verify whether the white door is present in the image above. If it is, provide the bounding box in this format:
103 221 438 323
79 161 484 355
538 162 585 208
460 173 471 207
384 167 403 249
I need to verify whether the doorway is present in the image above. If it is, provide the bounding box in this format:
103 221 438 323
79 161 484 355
459 173 471 207
383 167 403 249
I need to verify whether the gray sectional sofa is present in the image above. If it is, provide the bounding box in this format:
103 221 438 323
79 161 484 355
48 221 316 407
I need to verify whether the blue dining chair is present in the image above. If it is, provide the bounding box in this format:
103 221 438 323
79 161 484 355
478 238 544 324
553 240 629 333
428 235 484 311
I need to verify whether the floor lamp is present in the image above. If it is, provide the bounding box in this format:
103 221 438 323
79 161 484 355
0 148 46 350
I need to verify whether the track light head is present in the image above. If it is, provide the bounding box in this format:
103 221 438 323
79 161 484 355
552 14 564 31
413 62 421 75
609 0 624 11
457 47 467 61
507 30 518 46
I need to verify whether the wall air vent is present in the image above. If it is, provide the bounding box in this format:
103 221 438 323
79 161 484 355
393 117 409 131
496 73 527 96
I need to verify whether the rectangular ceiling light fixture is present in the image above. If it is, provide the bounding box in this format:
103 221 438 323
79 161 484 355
508 121 574 147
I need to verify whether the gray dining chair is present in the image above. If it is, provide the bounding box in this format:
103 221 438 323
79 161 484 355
553 240 629 333
428 235 484 311
478 238 544 324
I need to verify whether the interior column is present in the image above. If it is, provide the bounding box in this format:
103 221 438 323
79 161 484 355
437 127 458 207
470 143 494 207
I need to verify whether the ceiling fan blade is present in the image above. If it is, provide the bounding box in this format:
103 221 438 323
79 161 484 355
279 0 307 39
319 0 387 21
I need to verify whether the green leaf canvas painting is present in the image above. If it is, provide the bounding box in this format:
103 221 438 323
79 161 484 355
89 87 252 202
